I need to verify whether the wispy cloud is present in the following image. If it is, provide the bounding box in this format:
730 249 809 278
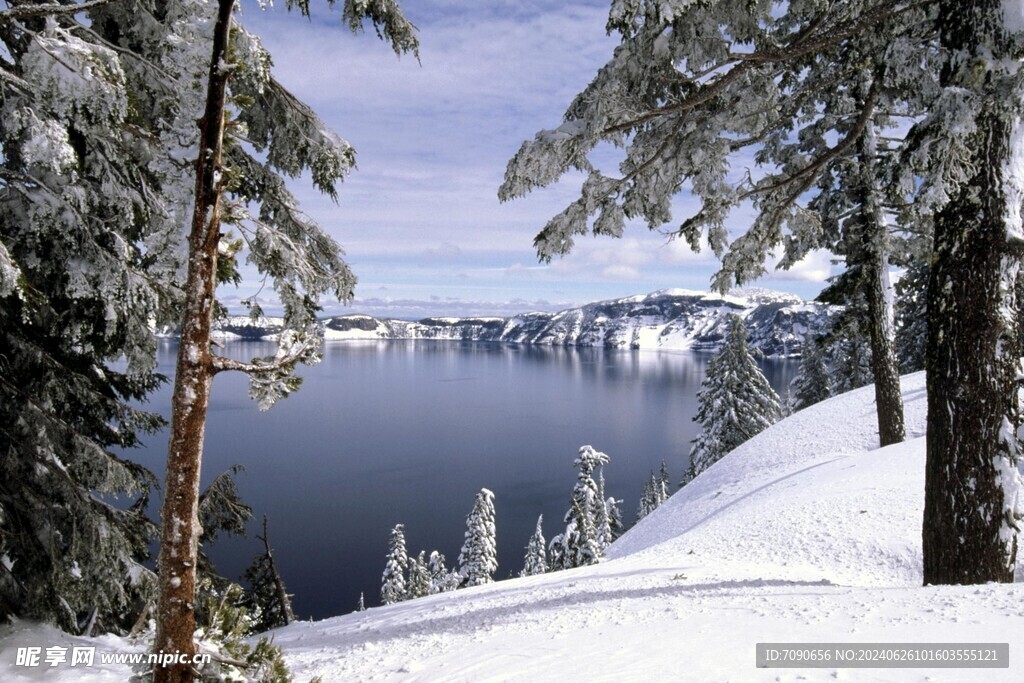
226 1 828 317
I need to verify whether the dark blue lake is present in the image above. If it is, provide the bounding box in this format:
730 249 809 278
136 340 797 619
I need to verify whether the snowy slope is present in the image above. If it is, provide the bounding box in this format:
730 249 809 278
266 373 1024 683
3 374 1023 682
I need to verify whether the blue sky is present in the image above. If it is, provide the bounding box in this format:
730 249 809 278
232 0 834 319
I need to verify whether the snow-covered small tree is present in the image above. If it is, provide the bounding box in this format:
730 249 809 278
685 315 781 485
657 461 671 501
548 534 566 572
565 501 601 569
405 551 431 600
605 496 625 541
457 488 497 587
427 551 459 595
520 515 548 577
381 524 408 605
595 470 614 551
636 477 651 521
636 468 669 521
789 339 832 411
561 445 610 568
355 593 366 612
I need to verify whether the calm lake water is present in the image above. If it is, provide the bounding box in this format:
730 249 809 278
136 340 797 619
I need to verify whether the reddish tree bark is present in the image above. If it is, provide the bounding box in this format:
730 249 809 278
154 1 234 680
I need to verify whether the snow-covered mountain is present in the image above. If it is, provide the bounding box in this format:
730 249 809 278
8 374 1022 682
200 288 836 357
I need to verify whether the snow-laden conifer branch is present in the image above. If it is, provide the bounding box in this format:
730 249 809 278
69 22 178 91
209 333 318 377
235 75 358 200
197 466 253 543
598 0 921 137
0 0 124 25
0 372 156 497
339 0 420 60
739 82 879 203
0 65 31 91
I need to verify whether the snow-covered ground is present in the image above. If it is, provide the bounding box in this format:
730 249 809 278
3 372 1023 681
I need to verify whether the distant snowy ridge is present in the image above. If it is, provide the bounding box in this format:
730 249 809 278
169 289 837 357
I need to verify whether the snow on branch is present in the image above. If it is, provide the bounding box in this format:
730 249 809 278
0 66 31 91
210 329 322 411
340 0 420 60
0 0 124 25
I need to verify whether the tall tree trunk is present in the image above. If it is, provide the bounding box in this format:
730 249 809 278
923 0 1021 585
854 86 906 448
154 1 234 681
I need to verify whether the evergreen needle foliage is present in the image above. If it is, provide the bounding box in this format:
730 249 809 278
684 315 781 486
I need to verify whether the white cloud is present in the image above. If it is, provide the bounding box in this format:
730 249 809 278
659 234 718 265
766 249 835 283
600 264 643 281
421 241 464 262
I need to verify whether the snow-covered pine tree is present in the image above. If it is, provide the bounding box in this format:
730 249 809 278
186 579 291 683
657 461 671 503
381 524 408 606
458 488 497 587
565 499 601 569
405 551 431 600
427 551 459 595
635 472 657 522
605 495 625 541
547 534 566 572
356 593 366 612
561 445 610 568
0 0 179 633
789 338 832 411
521 515 548 577
828 324 875 395
685 315 781 485
595 470 613 551
637 466 669 521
